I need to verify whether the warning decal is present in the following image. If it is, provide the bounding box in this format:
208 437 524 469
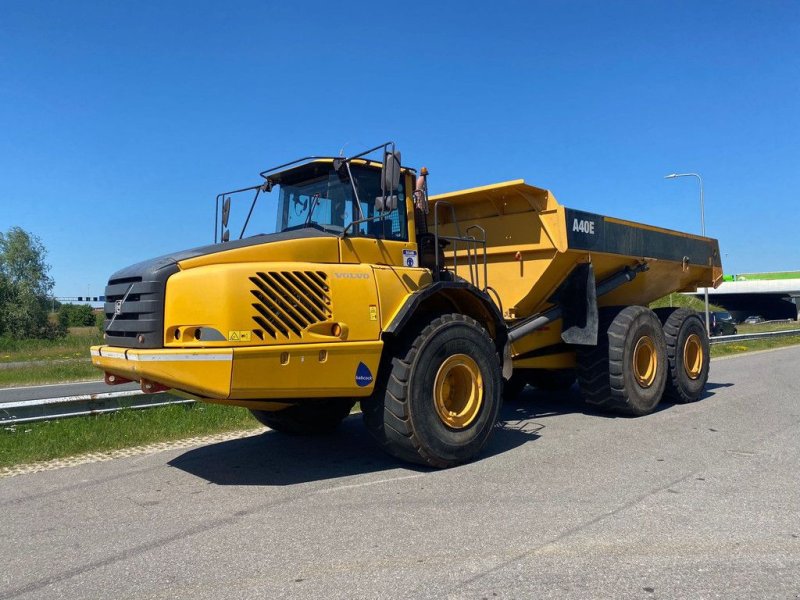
228 330 252 342
402 249 418 268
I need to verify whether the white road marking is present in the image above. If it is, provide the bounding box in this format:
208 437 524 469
317 473 426 494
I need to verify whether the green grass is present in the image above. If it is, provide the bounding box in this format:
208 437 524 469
649 293 725 313
0 399 260 469
0 327 104 387
0 327 103 363
0 360 100 388
735 271 800 281
736 321 800 334
711 334 800 357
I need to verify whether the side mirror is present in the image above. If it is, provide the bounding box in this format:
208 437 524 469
221 197 231 228
382 150 401 196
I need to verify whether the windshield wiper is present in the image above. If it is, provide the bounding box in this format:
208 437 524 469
304 193 321 226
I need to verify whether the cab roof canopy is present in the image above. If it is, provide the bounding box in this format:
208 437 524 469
262 157 413 186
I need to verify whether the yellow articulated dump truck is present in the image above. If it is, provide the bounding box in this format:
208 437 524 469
92 142 722 468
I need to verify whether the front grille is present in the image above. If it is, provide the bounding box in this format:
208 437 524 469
103 260 177 348
249 271 332 340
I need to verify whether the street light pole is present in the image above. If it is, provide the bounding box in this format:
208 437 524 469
664 172 710 336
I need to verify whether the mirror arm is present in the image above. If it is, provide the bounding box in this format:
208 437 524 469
214 195 221 243
238 186 261 240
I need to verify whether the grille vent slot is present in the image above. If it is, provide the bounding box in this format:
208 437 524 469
249 271 332 340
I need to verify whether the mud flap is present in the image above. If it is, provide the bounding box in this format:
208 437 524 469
550 262 598 346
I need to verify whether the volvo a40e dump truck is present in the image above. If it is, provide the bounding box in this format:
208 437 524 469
92 142 723 468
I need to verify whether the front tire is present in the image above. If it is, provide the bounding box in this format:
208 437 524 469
362 314 503 468
250 398 355 435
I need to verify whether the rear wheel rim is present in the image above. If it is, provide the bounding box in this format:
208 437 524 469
434 354 483 429
683 333 704 380
633 335 657 388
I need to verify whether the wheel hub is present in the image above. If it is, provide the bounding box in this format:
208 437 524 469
633 335 657 388
434 354 483 429
683 333 704 380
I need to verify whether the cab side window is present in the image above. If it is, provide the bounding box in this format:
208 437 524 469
351 168 407 241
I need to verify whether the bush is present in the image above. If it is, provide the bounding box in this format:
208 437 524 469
58 304 96 327
96 311 106 332
0 286 54 339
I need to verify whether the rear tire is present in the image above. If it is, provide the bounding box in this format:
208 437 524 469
362 313 502 468
658 308 710 403
250 398 355 435
576 306 667 416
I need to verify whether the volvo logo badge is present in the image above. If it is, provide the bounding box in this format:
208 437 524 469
114 300 123 315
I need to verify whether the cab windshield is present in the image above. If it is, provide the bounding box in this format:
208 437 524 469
276 164 407 241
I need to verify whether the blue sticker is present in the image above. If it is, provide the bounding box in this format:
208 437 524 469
355 362 374 387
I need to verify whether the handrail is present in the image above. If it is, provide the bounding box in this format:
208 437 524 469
432 201 489 290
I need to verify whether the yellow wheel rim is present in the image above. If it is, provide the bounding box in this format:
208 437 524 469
433 354 483 429
633 335 657 388
683 333 704 380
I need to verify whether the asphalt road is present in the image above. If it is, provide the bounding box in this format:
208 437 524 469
1 347 799 599
0 380 138 404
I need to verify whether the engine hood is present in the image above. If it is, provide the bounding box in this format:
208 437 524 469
102 228 340 348
110 228 339 281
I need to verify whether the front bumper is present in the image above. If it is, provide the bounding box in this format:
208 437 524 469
91 346 233 399
90 340 383 402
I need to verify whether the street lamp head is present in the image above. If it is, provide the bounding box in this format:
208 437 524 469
664 173 679 179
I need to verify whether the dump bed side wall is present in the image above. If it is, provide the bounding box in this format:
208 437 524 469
430 182 722 323
564 208 722 308
565 208 721 271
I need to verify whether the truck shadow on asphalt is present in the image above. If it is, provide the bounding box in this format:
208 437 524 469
168 402 542 487
511 380 734 419
169 381 732 487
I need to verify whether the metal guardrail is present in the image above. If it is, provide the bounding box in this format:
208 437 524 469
710 328 800 344
709 329 800 344
2 328 798 425
1 390 193 425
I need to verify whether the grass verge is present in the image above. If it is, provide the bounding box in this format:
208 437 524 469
0 360 99 388
649 294 725 312
710 334 800 357
0 327 104 387
735 271 800 281
0 327 103 363
0 399 260 469
736 321 800 334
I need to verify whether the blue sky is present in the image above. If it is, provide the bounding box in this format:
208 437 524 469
1 1 798 298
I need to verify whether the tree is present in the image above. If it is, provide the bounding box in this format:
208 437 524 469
58 303 96 327
0 227 60 339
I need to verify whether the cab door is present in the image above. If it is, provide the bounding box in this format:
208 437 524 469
339 174 419 267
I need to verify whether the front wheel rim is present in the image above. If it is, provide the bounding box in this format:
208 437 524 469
683 333 704 380
434 354 483 429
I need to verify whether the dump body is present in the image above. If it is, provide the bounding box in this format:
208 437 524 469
429 180 722 369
